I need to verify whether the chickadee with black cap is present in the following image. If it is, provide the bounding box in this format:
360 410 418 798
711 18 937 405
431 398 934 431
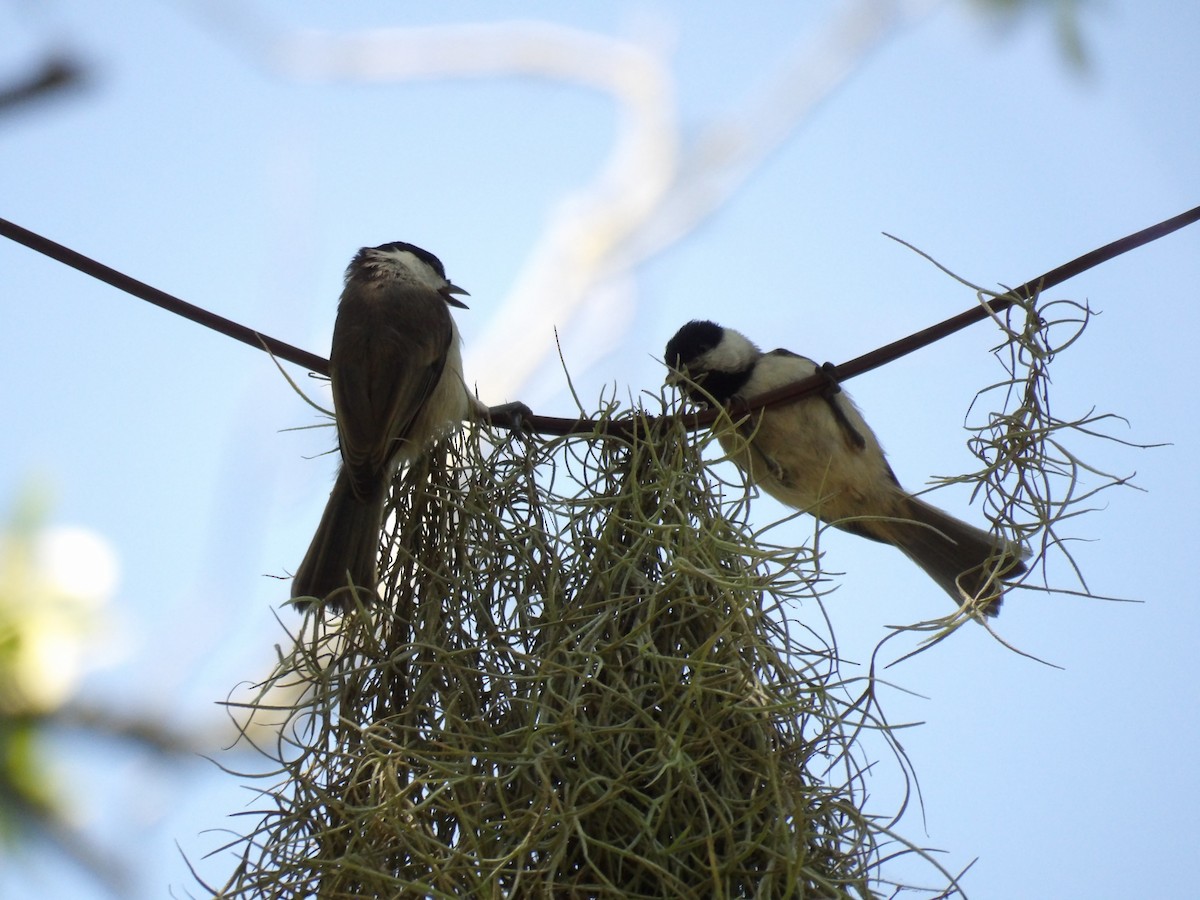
291 241 484 611
664 320 1028 616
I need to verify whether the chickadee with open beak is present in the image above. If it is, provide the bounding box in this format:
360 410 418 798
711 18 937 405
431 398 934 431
291 241 477 611
664 320 1027 616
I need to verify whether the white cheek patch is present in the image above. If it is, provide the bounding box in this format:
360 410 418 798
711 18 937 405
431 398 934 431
749 352 818 392
373 249 448 291
699 329 759 373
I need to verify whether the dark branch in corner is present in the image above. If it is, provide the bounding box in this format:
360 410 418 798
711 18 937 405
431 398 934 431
0 56 87 114
2 206 1197 438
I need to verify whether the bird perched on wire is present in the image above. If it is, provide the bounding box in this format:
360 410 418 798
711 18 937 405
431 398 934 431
664 320 1027 616
291 241 480 612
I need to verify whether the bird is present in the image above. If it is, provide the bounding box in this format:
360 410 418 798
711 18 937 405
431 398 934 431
663 320 1028 616
291 241 476 611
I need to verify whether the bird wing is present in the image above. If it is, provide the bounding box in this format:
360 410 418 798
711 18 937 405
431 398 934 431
330 283 454 497
765 348 869 453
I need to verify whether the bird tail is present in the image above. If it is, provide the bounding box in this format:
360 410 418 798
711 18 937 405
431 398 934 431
870 496 1028 617
291 468 384 611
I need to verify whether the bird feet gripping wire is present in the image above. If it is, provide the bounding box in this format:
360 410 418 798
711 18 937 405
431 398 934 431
485 400 535 436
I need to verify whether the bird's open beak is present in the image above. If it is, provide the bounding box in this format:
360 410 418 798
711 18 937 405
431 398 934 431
443 283 470 309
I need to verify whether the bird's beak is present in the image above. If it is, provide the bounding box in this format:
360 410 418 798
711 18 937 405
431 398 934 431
443 283 470 309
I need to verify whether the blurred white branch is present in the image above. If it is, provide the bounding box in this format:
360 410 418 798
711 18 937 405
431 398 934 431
624 0 940 263
209 1 940 400
273 20 677 401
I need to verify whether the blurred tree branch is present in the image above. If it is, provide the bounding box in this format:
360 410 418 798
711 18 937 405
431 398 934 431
0 55 87 116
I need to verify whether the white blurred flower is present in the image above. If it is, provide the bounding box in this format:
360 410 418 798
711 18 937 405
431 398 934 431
0 525 119 714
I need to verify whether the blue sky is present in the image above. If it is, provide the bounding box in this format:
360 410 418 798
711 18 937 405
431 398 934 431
2 1 1198 897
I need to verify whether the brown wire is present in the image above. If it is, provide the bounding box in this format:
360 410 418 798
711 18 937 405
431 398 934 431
3 205 1197 436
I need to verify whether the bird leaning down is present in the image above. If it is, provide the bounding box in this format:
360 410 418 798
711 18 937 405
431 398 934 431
664 319 1028 617
291 241 481 612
